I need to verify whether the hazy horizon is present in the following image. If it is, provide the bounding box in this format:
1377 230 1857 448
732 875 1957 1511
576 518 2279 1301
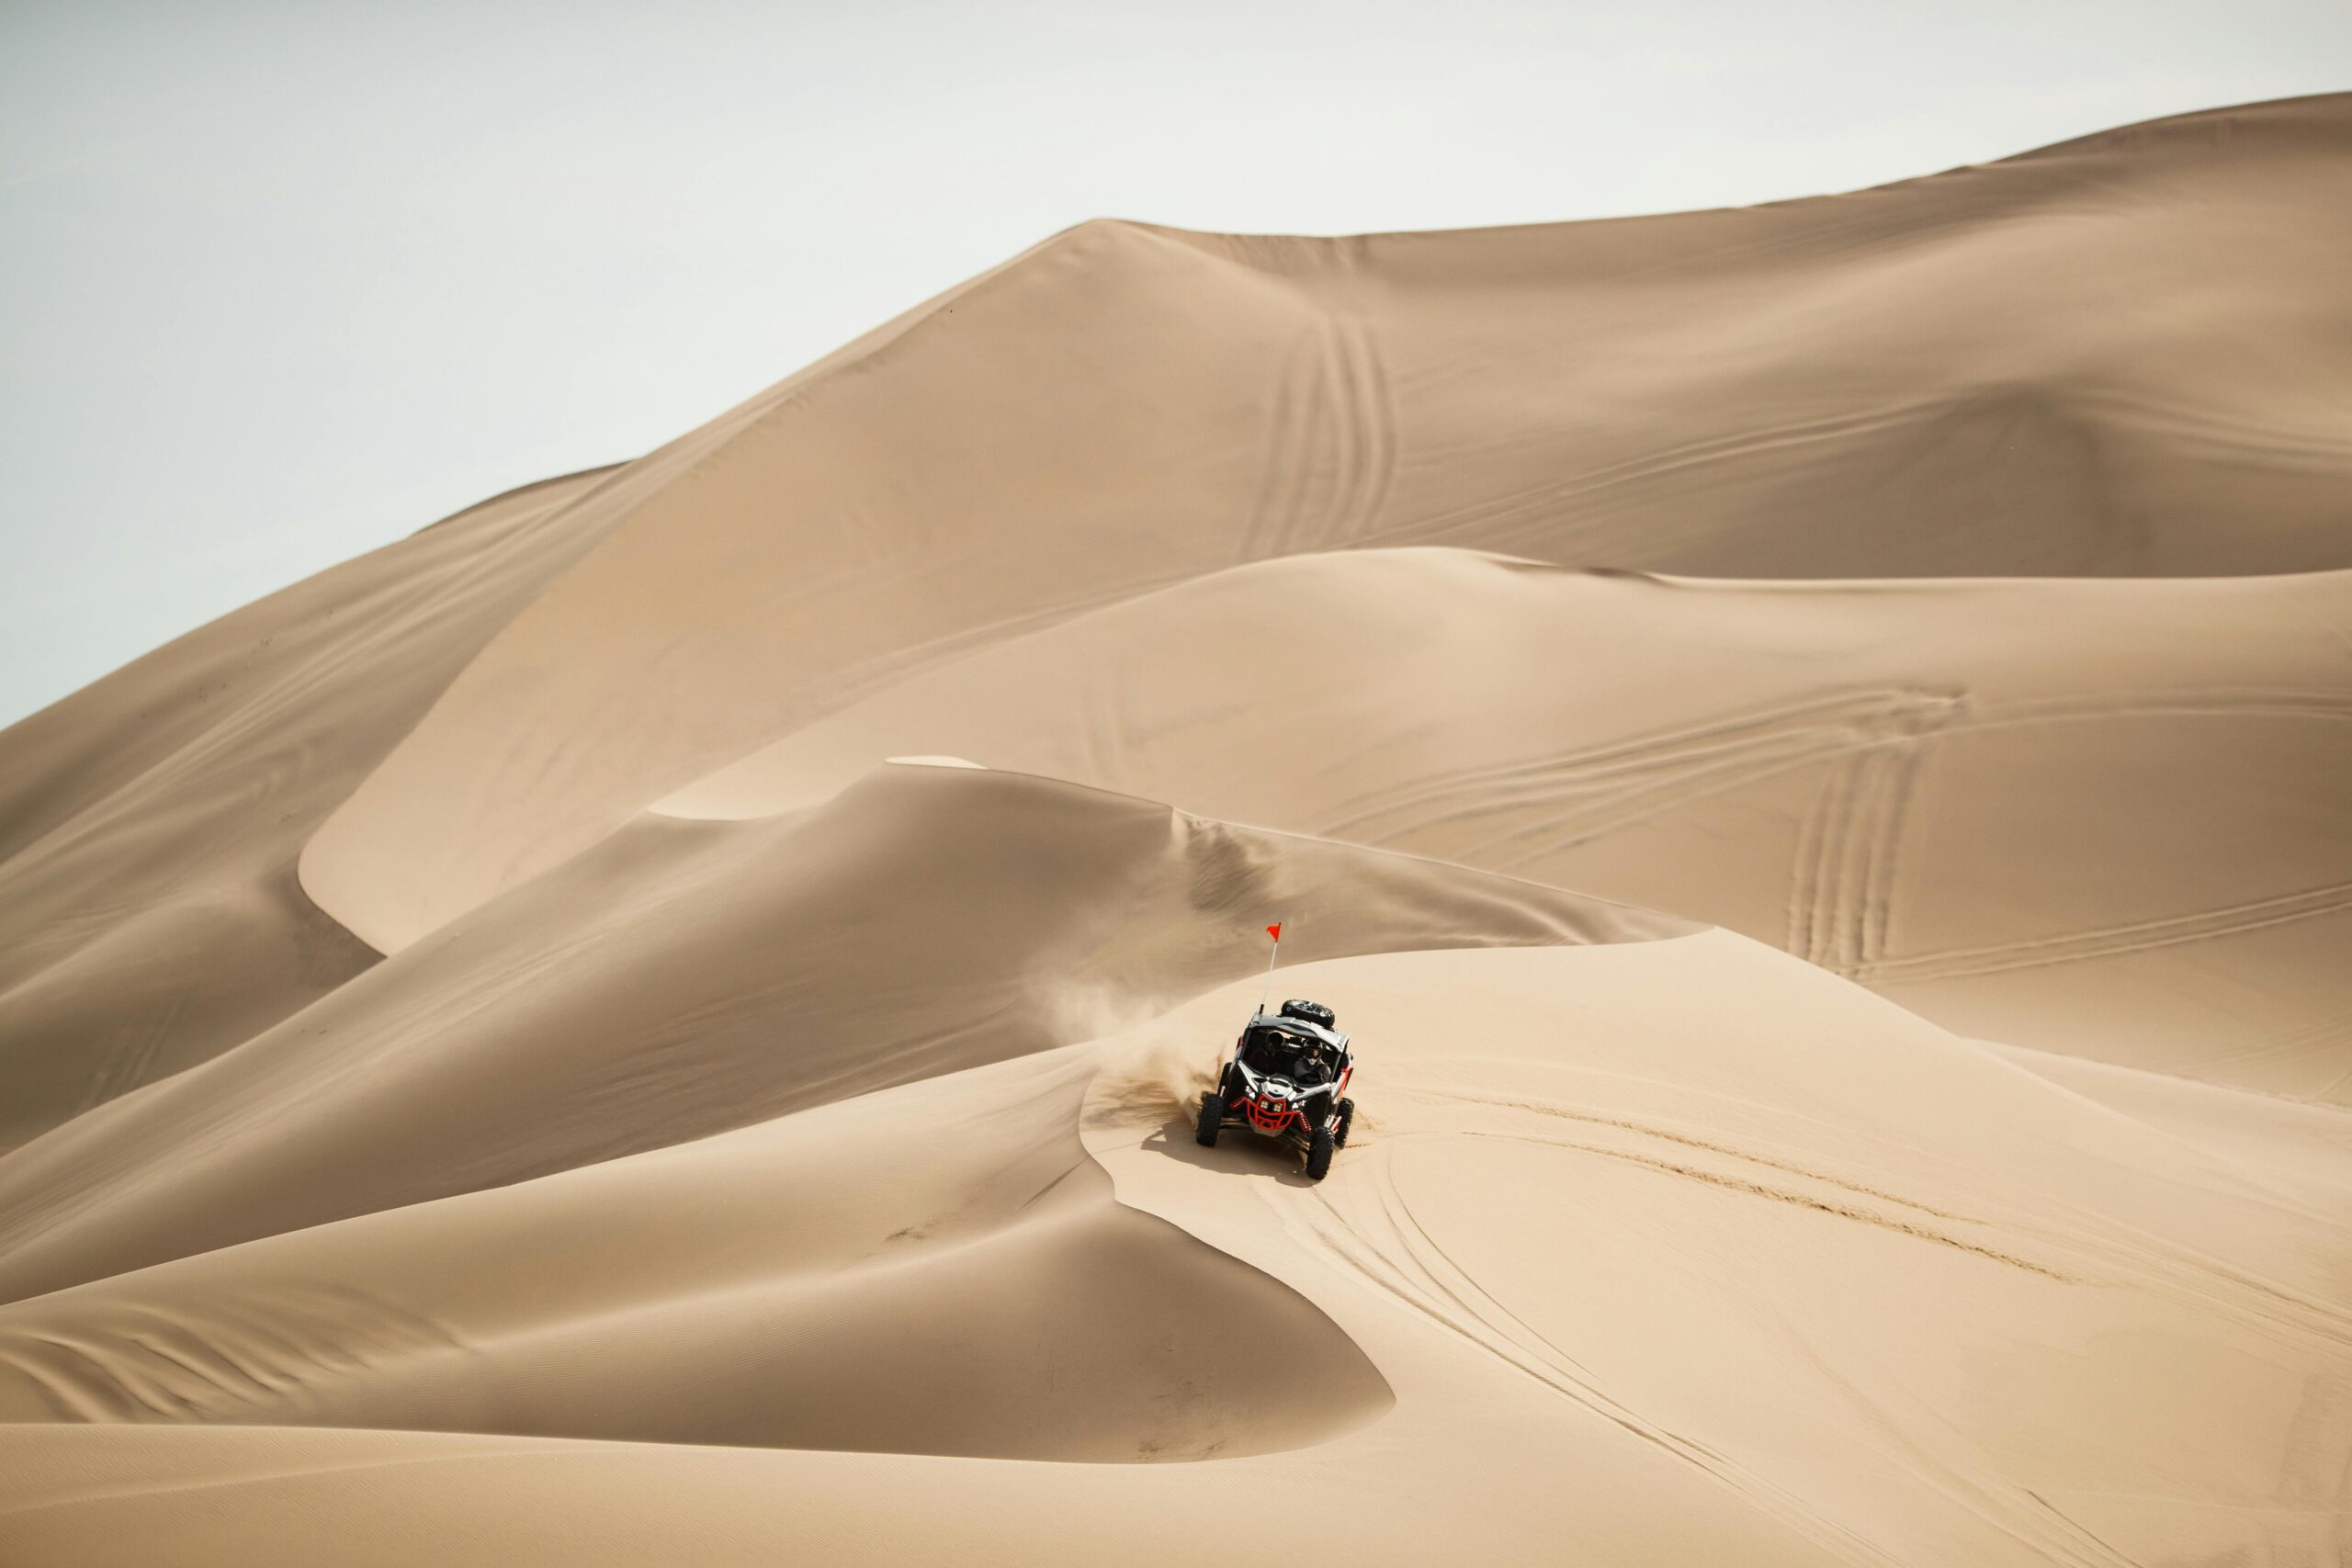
5 0 2347 727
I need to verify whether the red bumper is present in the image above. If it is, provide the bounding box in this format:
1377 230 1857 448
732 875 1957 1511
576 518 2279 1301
1243 1092 1299 1135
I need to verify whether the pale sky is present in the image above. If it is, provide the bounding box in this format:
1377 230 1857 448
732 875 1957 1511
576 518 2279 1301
4 1 2346 728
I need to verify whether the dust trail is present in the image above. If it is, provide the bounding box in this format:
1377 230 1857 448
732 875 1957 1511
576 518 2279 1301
1083 1029 1223 1134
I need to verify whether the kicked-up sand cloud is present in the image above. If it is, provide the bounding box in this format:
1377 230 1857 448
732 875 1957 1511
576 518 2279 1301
1 94 2347 1566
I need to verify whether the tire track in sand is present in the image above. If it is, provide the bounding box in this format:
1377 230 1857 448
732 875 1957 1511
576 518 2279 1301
1235 312 1396 562
1326 688 1966 865
1788 736 1932 977
1856 878 2352 987
1316 313 1397 549
1234 328 1325 565
1277 1139 1908 1568
1288 1094 2336 1563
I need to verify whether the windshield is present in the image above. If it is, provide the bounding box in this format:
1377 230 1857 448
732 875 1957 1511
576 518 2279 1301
1240 1026 1335 1085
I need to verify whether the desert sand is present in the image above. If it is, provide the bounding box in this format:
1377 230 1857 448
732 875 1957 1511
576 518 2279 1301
2 95 2348 1565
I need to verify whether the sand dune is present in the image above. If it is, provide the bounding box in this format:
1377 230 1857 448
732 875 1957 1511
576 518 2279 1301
664 549 2352 1095
0 1040 1392 1460
0 763 1673 1303
0 465 621 1152
300 94 2352 948
4 94 2349 1565
6 942 2343 1562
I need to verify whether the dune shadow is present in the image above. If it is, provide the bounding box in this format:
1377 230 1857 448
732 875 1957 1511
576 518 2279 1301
1137 1114 1323 1189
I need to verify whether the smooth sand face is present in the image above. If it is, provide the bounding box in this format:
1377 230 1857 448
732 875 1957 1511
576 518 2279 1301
2 95 2349 1565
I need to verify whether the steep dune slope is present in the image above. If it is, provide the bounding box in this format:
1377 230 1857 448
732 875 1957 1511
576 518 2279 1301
664 549 2352 1095
0 764 1679 1303
303 95 2352 948
0 467 620 1152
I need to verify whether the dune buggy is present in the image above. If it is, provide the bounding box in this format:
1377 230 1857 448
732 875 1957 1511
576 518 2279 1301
1194 998 1355 1180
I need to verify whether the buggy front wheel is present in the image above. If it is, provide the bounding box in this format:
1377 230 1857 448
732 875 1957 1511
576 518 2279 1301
1332 1098 1355 1148
1305 1126 1335 1180
1194 1091 1223 1148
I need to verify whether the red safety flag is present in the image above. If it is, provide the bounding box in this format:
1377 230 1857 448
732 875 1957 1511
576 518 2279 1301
1266 923 1282 941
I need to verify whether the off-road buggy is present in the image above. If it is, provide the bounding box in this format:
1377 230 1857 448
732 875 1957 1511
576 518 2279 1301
1194 998 1355 1180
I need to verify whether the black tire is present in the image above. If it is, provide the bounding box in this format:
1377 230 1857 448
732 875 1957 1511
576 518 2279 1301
1194 1090 1223 1148
1305 1126 1336 1181
1333 1098 1355 1149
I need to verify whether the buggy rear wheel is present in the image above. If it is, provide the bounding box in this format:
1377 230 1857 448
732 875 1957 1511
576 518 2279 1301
1194 1090 1222 1148
1305 1125 1335 1181
1333 1098 1355 1148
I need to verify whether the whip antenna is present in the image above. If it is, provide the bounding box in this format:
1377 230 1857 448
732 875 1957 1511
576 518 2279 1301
1257 921 1283 1016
